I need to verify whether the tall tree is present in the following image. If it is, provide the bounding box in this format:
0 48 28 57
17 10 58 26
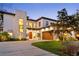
73 10 79 31
57 8 68 32
67 10 79 31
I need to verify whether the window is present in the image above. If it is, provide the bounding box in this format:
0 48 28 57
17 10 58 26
39 22 41 27
20 29 23 32
19 25 23 29
19 19 23 25
34 23 36 28
19 19 23 32
50 22 53 25
29 22 33 28
46 21 48 27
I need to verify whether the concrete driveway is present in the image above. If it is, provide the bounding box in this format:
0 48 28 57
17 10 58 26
0 40 57 56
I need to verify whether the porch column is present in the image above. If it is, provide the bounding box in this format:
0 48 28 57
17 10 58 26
41 31 43 40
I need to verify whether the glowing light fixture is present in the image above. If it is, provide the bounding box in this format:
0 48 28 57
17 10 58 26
64 33 68 36
76 34 79 37
37 31 39 33
45 28 49 31
41 29 44 31
8 32 13 36
50 27 53 30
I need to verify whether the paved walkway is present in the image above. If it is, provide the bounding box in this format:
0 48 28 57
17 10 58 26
0 40 57 56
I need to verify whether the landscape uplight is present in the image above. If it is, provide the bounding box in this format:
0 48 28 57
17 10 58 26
8 32 13 36
76 34 79 37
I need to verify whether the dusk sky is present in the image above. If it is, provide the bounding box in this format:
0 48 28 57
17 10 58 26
0 3 79 19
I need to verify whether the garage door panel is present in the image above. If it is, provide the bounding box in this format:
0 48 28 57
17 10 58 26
42 31 53 40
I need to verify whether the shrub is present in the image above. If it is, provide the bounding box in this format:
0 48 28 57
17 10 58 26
66 44 78 56
7 38 27 41
67 37 77 41
6 38 20 41
0 32 10 41
61 41 79 56
59 46 68 55
21 38 27 41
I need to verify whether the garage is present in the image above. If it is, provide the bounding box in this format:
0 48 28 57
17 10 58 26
42 31 53 40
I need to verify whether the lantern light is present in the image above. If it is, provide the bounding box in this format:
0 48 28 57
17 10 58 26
45 28 49 31
41 29 44 31
50 27 53 30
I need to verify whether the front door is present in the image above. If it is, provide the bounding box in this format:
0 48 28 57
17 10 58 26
29 32 32 39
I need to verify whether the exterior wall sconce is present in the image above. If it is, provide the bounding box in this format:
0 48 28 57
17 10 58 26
45 28 49 31
50 27 53 30
41 29 44 32
37 31 39 33
76 34 79 37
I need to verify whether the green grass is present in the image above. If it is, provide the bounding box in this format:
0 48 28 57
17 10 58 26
32 41 67 56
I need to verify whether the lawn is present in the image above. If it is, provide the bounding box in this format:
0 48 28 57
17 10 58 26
32 41 67 56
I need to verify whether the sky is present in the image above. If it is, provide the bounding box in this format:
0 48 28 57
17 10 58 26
0 3 79 20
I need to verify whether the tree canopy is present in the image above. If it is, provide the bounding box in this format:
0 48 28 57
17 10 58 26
57 8 79 32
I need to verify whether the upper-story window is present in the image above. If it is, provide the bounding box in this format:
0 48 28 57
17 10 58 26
46 21 48 27
19 19 23 32
39 22 41 27
19 19 23 25
50 22 53 25
29 22 33 28
34 23 36 28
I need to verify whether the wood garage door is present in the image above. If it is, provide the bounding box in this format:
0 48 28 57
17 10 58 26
42 31 53 40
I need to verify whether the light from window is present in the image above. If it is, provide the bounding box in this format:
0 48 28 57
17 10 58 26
19 19 23 25
29 22 33 28
20 29 23 32
19 19 23 32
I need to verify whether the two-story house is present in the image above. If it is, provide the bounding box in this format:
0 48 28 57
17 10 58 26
0 10 57 40
26 17 57 40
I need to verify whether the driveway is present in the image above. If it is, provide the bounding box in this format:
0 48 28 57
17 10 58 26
0 40 57 56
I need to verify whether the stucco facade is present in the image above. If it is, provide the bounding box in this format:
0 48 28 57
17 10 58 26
1 10 75 40
0 10 27 39
26 17 56 40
